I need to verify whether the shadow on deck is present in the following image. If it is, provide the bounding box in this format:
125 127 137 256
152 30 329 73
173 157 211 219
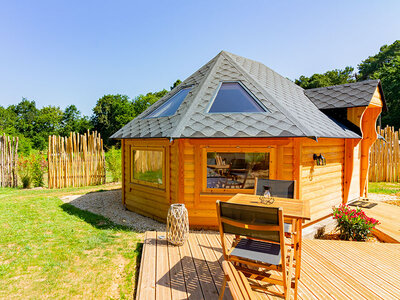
136 231 400 299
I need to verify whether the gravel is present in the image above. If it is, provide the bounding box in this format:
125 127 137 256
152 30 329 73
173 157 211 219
368 193 399 202
60 189 165 232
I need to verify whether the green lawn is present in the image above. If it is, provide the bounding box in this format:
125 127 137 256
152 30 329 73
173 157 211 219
368 182 400 195
0 184 141 299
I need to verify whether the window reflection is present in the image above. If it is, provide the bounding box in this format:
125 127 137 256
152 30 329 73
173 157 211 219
145 88 191 118
208 82 265 113
206 152 269 189
132 150 163 184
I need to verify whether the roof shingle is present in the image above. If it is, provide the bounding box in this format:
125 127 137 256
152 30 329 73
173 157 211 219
111 51 363 140
304 80 382 110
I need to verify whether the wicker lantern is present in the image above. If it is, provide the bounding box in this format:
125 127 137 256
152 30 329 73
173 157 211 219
166 203 189 246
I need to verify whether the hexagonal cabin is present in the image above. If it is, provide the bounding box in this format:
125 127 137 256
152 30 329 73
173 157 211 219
111 51 386 228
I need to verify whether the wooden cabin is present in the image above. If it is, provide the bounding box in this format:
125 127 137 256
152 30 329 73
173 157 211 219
111 51 386 228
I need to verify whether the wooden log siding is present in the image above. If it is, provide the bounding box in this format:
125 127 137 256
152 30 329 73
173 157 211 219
0 133 19 187
301 138 345 221
48 131 106 188
123 139 172 222
122 136 371 227
369 126 400 182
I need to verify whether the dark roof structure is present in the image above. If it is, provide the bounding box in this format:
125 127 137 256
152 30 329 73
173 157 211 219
111 51 380 140
304 80 386 111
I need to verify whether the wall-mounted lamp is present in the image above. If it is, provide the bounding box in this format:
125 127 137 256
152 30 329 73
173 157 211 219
313 153 326 166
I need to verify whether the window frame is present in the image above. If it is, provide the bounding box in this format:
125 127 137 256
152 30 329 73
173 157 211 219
130 146 166 189
143 87 192 119
201 146 276 194
206 81 269 114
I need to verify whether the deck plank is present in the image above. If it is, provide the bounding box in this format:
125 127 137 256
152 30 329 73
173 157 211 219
310 240 400 299
195 232 232 300
364 201 400 243
136 231 156 300
137 232 400 300
155 232 172 300
205 233 234 300
304 241 396 299
187 233 220 299
167 238 188 299
179 232 204 299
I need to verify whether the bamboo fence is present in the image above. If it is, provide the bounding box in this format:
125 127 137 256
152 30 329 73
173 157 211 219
0 133 19 187
369 126 400 182
48 131 106 188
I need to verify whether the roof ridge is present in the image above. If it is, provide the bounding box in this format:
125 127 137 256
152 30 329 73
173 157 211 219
224 51 305 91
222 51 316 139
170 52 222 138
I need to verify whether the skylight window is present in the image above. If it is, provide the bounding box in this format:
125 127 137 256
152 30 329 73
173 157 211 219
208 82 266 113
145 88 191 118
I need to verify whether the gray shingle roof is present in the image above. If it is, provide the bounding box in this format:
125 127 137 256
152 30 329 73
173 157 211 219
111 51 362 140
304 80 384 110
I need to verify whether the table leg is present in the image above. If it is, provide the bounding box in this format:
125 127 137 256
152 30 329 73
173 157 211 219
293 219 303 300
297 220 303 279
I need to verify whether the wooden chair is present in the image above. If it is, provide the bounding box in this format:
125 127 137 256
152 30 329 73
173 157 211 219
254 178 296 199
219 261 258 300
254 178 296 237
223 168 250 189
216 201 295 299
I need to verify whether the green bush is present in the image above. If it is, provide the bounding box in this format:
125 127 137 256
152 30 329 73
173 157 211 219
333 205 380 241
18 155 33 188
18 152 47 188
105 147 121 182
31 152 47 187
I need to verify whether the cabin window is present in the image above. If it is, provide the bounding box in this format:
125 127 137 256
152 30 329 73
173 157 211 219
208 82 266 113
131 148 165 188
205 151 270 190
144 87 191 118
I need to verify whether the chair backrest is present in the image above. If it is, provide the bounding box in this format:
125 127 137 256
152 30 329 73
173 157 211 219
254 178 296 199
222 261 256 300
216 154 223 165
216 201 283 244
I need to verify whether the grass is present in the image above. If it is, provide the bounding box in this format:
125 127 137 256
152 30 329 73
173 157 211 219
0 183 141 299
368 182 400 195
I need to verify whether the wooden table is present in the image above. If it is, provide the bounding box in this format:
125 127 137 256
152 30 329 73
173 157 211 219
227 193 310 298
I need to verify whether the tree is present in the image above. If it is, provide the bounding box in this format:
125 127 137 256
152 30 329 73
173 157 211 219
295 67 355 89
358 41 400 80
9 98 38 139
91 94 135 146
170 79 182 90
0 106 17 134
34 105 63 149
358 41 400 129
60 105 92 136
132 89 168 116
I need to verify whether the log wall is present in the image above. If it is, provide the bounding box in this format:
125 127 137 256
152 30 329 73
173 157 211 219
122 136 364 227
123 138 176 222
300 138 345 221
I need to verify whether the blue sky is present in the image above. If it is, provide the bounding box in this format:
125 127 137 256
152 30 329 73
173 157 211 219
0 0 399 116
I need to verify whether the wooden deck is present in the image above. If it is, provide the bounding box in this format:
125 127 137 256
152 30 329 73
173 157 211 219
136 231 400 299
365 201 400 243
